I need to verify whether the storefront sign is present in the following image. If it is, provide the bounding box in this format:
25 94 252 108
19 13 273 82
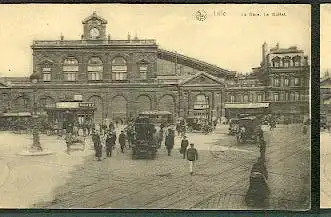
56 102 79 109
79 102 95 107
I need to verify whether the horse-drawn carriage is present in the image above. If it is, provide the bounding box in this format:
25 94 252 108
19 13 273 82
235 116 262 144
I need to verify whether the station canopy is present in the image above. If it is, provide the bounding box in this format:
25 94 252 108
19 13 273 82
224 103 269 109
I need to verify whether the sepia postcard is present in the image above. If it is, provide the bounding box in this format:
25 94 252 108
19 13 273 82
0 4 310 210
321 3 331 209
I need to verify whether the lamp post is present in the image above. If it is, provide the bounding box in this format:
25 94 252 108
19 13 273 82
29 71 43 152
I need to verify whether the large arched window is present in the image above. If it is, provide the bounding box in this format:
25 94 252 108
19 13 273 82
111 57 127 81
88 57 103 81
194 94 209 109
63 57 79 81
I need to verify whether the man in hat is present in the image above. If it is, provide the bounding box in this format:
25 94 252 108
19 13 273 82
180 135 189 159
119 130 126 153
165 128 175 156
186 143 198 175
92 129 102 161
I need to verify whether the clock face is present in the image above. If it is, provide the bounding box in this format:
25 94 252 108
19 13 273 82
90 27 100 38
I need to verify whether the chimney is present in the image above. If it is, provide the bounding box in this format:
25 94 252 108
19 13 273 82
326 70 329 77
108 33 111 41
262 42 268 66
276 43 279 49
81 34 84 40
60 33 64 41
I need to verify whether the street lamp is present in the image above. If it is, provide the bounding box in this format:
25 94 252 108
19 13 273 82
29 71 43 152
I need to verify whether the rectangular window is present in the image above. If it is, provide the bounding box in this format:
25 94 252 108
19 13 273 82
88 72 101 81
139 65 148 80
284 61 290 67
284 78 289 86
257 94 263 102
243 95 249 103
230 95 235 103
273 78 280 87
285 92 289 101
42 67 51 81
112 66 127 81
273 93 279 102
295 92 300 101
294 60 300 67
64 72 77 81
294 77 300 86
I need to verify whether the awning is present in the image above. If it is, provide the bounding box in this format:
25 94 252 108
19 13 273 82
224 103 269 109
2 112 32 117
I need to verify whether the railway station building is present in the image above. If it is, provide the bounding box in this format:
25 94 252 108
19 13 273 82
0 12 310 125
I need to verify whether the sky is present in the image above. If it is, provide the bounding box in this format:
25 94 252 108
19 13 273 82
321 4 331 77
0 4 311 77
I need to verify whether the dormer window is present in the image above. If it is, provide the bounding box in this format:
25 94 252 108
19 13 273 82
139 65 148 80
271 56 280 67
293 55 301 67
42 67 52 82
283 56 291 67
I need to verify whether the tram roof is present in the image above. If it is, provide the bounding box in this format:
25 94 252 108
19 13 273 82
139 110 172 115
224 103 269 109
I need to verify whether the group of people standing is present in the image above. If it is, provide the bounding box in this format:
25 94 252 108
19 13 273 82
91 127 126 161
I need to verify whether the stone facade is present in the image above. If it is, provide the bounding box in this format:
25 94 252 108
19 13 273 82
0 13 310 125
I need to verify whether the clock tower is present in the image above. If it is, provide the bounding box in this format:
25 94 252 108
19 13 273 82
82 11 108 40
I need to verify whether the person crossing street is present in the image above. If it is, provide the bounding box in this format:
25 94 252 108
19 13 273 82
119 130 126 153
186 143 198 175
180 136 189 159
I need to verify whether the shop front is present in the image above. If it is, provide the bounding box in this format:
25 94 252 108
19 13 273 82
45 101 96 131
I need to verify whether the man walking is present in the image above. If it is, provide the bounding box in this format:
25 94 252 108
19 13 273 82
180 136 189 159
92 129 102 161
259 138 266 161
105 131 113 157
187 143 198 175
65 131 73 155
119 130 126 153
165 129 175 156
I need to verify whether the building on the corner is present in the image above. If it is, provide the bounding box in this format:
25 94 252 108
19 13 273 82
0 12 310 126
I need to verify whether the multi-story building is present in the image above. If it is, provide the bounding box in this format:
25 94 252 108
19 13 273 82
225 42 310 123
0 12 310 125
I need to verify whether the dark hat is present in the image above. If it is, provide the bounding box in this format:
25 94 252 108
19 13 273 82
190 143 194 146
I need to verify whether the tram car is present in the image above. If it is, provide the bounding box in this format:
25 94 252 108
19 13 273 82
236 116 261 144
131 116 158 159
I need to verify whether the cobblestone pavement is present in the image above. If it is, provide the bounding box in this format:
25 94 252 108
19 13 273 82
321 130 331 208
0 124 310 209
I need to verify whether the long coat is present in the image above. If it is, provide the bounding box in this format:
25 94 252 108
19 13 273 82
92 133 102 157
165 133 174 149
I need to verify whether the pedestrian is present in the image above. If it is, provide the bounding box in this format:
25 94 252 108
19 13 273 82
119 130 126 153
92 129 102 161
251 157 268 180
258 138 266 161
186 143 198 175
180 135 189 159
105 131 113 157
111 131 117 150
165 129 175 156
65 131 73 154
